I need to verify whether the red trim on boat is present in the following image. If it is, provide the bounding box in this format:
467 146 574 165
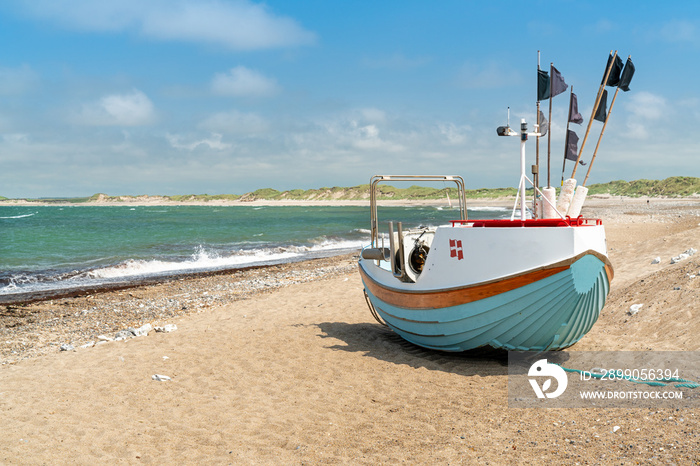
450 216 603 228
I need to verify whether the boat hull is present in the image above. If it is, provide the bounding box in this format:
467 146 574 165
360 252 611 352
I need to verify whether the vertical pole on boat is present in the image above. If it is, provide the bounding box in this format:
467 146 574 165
560 86 574 185
534 51 541 218
571 50 617 178
546 62 555 188
582 56 628 186
520 119 528 221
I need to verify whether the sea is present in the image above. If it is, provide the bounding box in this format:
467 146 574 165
0 204 508 301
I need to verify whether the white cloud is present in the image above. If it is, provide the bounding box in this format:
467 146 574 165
14 0 316 50
323 117 406 153
199 110 269 134
78 89 155 126
627 92 667 120
211 67 279 97
437 123 471 146
166 132 231 151
623 91 667 139
359 108 386 123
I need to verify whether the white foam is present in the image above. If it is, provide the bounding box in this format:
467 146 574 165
89 238 366 281
469 206 509 212
0 212 37 219
0 237 369 296
308 238 365 252
88 247 301 279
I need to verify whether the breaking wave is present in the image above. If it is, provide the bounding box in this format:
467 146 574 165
0 211 38 219
0 238 365 298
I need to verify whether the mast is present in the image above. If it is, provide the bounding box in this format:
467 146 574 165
534 51 541 217
582 55 631 186
560 86 574 185
546 62 554 187
519 119 528 221
571 50 617 178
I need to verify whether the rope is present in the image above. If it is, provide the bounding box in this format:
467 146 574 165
364 289 388 327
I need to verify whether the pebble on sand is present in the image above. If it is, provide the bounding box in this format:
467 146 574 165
671 248 697 264
155 324 177 333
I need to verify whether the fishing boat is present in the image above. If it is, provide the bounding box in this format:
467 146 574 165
358 50 635 352
358 119 614 352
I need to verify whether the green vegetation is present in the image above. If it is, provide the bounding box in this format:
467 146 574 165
14 197 92 203
169 194 242 202
1 177 697 204
586 177 700 197
241 177 696 200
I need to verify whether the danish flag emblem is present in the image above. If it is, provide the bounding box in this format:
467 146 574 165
449 239 464 260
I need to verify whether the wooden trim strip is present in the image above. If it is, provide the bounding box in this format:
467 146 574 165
359 250 613 310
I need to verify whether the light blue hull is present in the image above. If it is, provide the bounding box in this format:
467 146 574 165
362 254 610 352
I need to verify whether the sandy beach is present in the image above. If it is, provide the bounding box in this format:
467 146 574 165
1 198 699 464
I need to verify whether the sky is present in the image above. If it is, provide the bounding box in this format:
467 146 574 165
0 0 698 197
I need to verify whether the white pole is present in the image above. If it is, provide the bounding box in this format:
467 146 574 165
520 119 527 221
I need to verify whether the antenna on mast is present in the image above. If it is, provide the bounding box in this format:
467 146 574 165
496 107 518 136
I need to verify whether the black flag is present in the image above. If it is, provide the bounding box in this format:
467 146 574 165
538 110 548 136
603 54 624 87
565 130 579 162
594 89 608 122
538 69 550 101
550 66 568 98
569 92 583 124
619 58 635 92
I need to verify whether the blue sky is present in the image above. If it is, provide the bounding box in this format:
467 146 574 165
0 0 697 197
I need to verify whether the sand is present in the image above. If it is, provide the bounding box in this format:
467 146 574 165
1 198 699 464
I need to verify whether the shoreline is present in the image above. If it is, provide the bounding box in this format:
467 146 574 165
0 248 360 306
1 197 511 207
2 194 699 208
0 253 359 365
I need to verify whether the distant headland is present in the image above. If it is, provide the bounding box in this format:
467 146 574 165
1 176 698 206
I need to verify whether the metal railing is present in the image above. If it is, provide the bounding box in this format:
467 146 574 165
368 175 467 248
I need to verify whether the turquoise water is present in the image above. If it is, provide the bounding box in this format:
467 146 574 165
0 204 505 297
